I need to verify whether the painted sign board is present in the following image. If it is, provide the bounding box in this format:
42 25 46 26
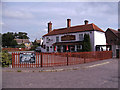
61 35 76 41
20 52 35 63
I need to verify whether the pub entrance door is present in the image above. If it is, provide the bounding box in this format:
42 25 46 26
63 45 66 52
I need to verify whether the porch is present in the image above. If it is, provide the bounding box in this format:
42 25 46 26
52 41 83 52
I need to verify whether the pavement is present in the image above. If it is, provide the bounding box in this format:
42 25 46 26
2 58 119 88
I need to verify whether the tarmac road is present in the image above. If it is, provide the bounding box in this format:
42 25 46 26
2 59 119 88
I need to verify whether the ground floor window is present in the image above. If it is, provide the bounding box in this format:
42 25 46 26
70 45 75 52
57 45 61 52
77 45 82 52
53 45 83 52
96 45 112 51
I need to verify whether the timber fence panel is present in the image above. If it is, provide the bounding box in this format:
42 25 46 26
12 51 112 68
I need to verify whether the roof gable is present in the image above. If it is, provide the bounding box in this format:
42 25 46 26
106 28 118 37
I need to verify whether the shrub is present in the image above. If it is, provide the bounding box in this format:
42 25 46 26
17 70 21 72
2 50 12 67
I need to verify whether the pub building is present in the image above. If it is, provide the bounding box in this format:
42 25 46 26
41 19 107 53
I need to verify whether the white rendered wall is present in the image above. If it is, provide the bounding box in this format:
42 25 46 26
42 31 96 52
94 31 106 51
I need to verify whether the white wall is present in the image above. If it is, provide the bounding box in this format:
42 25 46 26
94 31 106 51
42 31 95 52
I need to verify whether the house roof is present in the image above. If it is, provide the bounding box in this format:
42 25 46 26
43 23 104 37
107 28 119 37
14 39 30 44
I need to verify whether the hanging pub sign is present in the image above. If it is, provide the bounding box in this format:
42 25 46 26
61 35 76 41
20 52 35 63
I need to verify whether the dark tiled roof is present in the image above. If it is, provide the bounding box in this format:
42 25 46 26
43 23 104 37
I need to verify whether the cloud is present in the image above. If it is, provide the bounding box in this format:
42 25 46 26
2 9 34 19
44 28 48 32
30 7 77 17
2 2 118 41
75 2 117 17
0 22 4 25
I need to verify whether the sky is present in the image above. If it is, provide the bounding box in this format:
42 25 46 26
1 2 118 41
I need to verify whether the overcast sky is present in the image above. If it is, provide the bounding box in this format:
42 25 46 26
2 2 118 41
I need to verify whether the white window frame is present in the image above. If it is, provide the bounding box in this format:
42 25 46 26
56 36 59 42
79 34 84 41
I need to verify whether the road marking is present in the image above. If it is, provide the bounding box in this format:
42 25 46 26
85 61 110 68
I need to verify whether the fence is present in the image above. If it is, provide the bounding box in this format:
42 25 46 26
2 48 26 52
12 51 112 68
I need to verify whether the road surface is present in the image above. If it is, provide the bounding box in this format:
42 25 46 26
2 59 119 88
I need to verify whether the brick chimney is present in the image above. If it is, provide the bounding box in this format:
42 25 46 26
67 19 71 28
48 21 52 33
84 20 89 25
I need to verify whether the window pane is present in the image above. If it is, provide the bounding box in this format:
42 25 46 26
79 34 84 41
56 36 59 42
77 45 82 52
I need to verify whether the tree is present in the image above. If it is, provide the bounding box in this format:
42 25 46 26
11 40 18 48
83 34 91 52
30 40 39 50
2 32 17 47
2 32 29 48
32 40 40 46
17 32 29 39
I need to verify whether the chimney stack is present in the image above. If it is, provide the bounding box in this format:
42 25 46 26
84 20 89 25
67 19 71 28
48 21 52 33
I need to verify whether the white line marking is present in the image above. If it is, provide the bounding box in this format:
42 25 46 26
85 62 110 68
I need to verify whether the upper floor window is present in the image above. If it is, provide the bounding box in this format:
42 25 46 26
46 37 50 43
79 34 84 41
46 37 49 40
56 36 59 42
47 46 49 52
